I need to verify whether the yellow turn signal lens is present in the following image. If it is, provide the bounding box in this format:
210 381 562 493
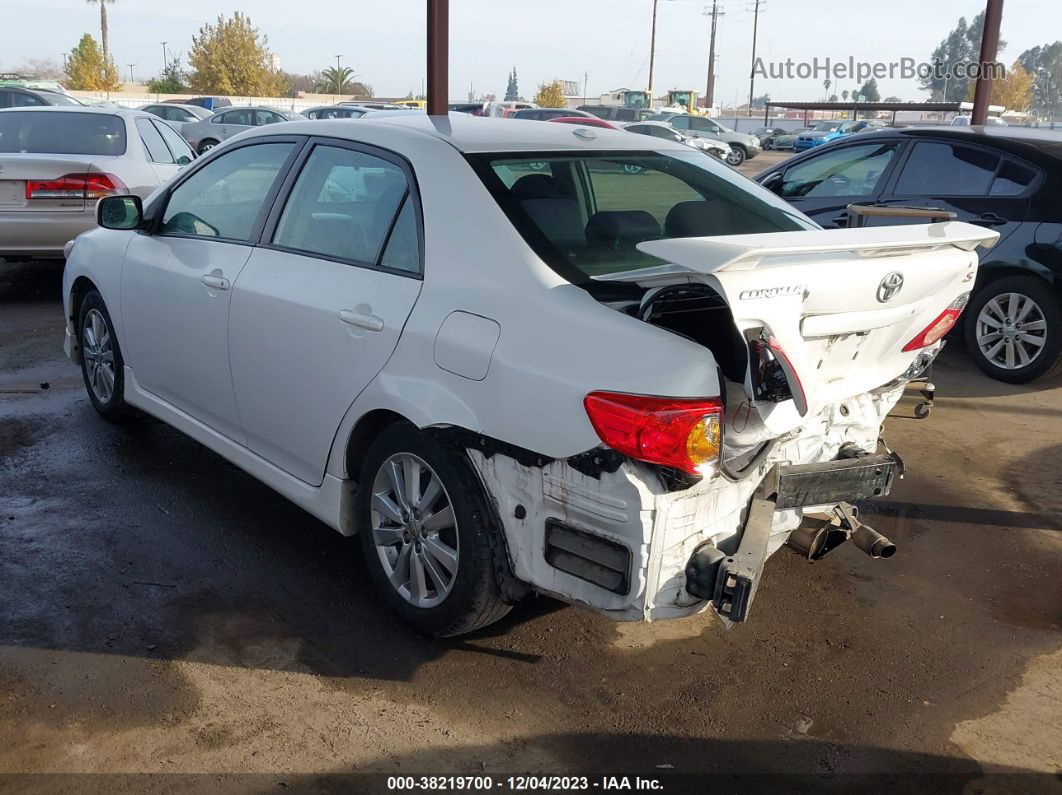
685 414 722 470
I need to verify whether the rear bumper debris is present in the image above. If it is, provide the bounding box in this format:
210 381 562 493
466 381 908 624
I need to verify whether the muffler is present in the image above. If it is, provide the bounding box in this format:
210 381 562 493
787 514 850 561
787 502 897 561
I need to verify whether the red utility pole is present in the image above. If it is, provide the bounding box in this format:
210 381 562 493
971 0 1004 125
426 0 449 115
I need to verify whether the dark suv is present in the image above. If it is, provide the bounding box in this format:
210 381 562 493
0 87 82 108
756 126 1062 383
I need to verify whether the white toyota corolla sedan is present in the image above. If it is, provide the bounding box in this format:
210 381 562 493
61 114 996 636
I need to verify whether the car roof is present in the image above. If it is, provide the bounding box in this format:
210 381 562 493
0 105 149 119
247 113 690 153
865 125 1062 160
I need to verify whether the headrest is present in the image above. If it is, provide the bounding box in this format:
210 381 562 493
585 210 661 250
510 174 559 200
664 200 732 238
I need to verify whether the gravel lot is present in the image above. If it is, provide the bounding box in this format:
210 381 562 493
1 253 1060 792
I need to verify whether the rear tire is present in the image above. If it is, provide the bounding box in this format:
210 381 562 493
963 275 1062 383
356 424 511 637
77 290 132 422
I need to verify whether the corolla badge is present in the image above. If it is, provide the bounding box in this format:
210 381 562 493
876 272 904 303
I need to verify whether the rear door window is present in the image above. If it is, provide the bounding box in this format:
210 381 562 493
136 117 175 164
780 142 901 198
11 92 47 107
160 142 294 241
271 144 412 267
152 119 195 165
893 141 999 196
989 159 1038 196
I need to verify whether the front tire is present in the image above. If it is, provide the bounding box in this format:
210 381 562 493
78 290 132 421
357 424 511 637
197 139 219 155
725 145 747 167
964 275 1062 383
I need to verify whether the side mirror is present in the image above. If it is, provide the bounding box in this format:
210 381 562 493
762 173 784 194
97 194 143 230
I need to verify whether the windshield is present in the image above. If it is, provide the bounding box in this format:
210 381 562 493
0 111 126 155
813 121 841 131
467 150 814 283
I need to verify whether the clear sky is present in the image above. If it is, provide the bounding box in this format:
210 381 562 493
1 0 1059 103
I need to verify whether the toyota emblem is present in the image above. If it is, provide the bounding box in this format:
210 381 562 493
877 272 904 303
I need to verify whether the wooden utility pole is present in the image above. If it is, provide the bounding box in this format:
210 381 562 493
426 0 449 115
747 0 762 116
648 0 659 106
971 0 1004 125
705 0 723 111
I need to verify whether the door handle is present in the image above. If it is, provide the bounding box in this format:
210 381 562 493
200 274 230 291
339 309 384 332
972 213 1008 227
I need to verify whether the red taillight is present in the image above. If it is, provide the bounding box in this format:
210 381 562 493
583 392 723 476
902 293 970 352
26 173 126 201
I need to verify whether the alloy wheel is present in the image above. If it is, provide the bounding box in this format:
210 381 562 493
975 292 1047 370
82 308 115 404
369 453 460 609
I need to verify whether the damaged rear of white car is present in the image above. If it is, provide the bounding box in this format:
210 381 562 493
64 116 998 637
433 142 998 632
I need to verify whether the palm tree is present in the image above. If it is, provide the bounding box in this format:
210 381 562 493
86 0 116 63
316 65 356 94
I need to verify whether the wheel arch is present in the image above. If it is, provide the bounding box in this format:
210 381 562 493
344 409 412 484
69 275 99 326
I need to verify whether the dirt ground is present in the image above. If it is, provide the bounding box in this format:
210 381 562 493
0 259 1060 793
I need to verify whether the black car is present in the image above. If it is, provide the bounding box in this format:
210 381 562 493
0 86 82 108
755 126 1062 383
510 108 594 121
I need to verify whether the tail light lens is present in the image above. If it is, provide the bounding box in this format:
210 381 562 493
583 392 723 476
902 293 969 352
26 173 127 201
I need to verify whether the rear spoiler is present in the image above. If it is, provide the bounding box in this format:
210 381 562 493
634 222 999 275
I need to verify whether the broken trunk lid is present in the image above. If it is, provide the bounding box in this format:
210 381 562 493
619 223 999 434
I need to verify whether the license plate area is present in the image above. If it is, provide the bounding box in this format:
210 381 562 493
775 454 898 510
0 181 26 206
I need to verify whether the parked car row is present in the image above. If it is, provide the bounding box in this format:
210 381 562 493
755 124 1062 382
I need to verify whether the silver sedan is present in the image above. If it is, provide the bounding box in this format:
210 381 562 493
181 107 302 154
138 103 212 136
0 106 195 262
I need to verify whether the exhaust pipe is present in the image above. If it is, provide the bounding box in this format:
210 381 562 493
787 503 897 561
851 524 897 559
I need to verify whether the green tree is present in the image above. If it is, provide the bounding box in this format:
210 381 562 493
188 12 285 96
65 33 120 91
1019 42 1062 118
533 80 566 108
316 65 357 94
85 0 116 64
922 11 1007 101
505 67 519 101
857 78 881 102
147 53 187 94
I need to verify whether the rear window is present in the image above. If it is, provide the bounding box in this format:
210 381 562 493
468 150 813 282
0 111 126 155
